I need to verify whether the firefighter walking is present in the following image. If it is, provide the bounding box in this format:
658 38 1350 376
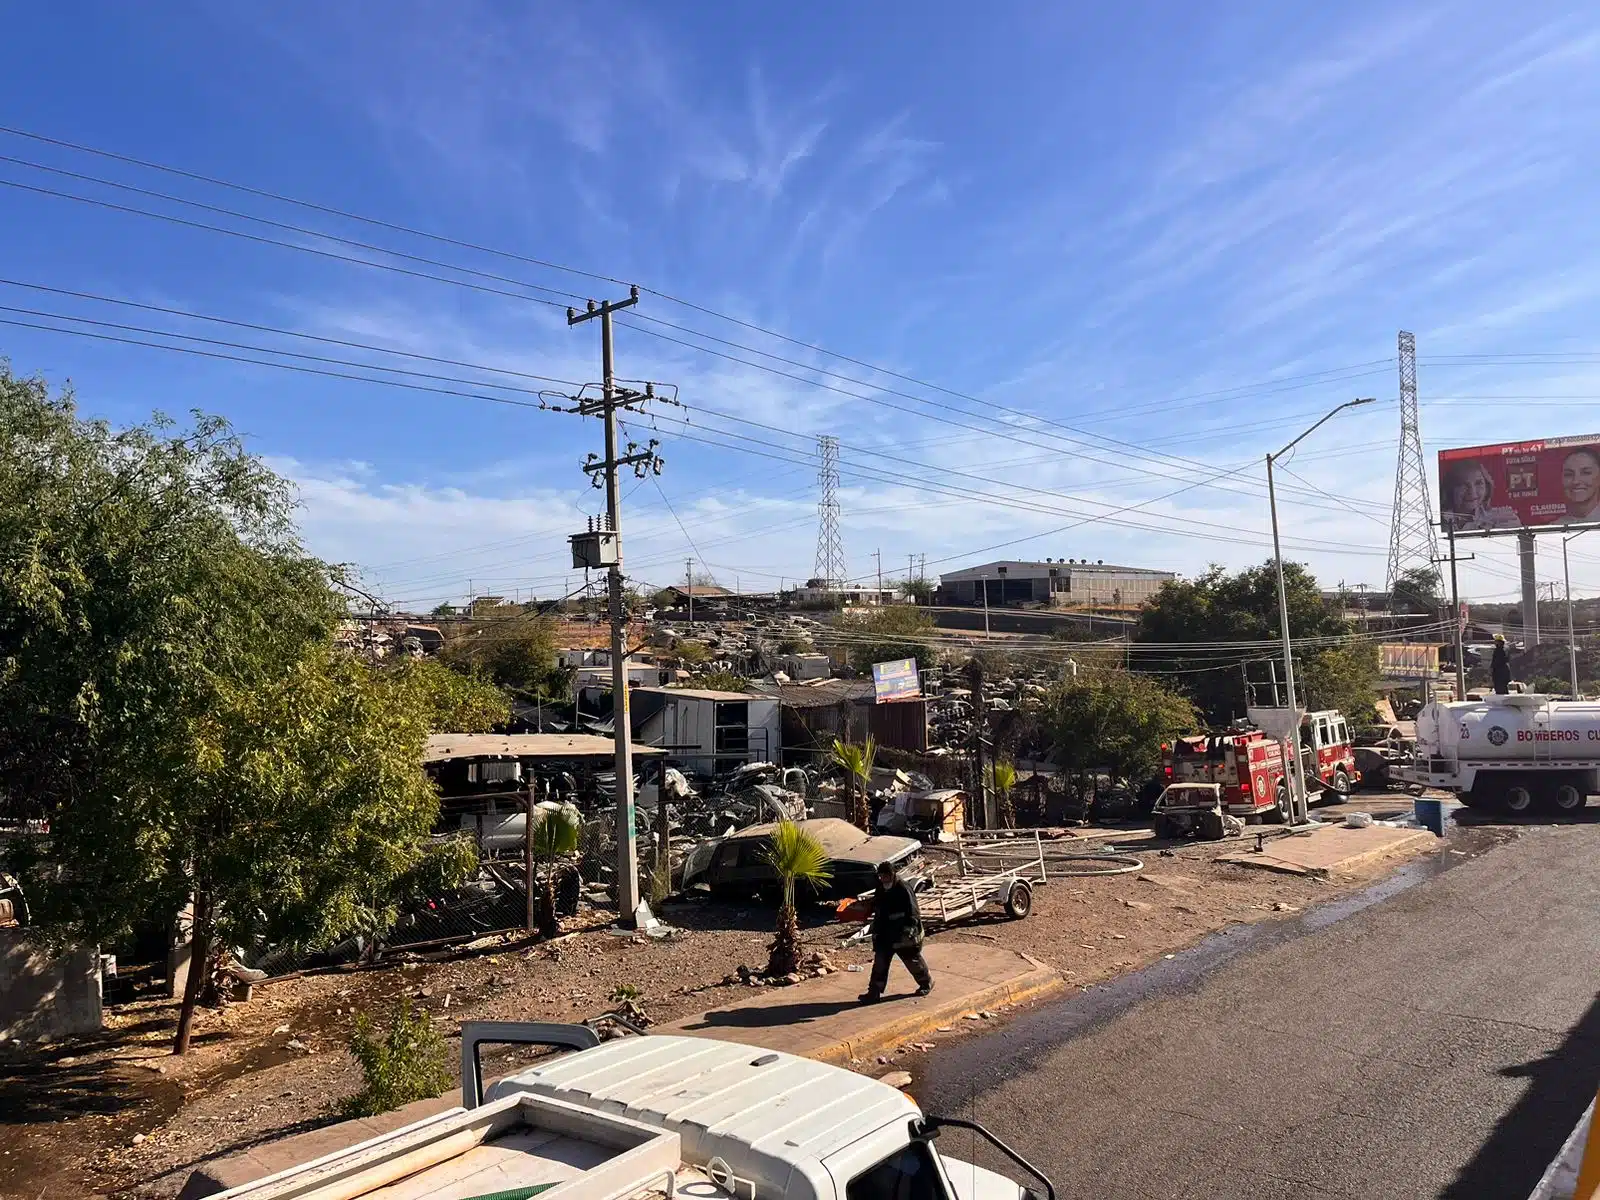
859 861 932 1003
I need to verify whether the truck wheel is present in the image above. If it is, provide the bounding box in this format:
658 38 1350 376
1153 813 1176 839
1551 780 1587 814
1503 783 1535 815
1264 785 1289 824
1330 769 1351 799
1004 880 1033 919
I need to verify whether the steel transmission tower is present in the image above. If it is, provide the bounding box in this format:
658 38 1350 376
1386 330 1441 604
813 435 846 586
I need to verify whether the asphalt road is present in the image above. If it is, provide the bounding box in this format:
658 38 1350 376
918 821 1600 1199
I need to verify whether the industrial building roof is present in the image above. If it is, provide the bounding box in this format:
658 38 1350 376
939 559 1174 581
423 733 663 763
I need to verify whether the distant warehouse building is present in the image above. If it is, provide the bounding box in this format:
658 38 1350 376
939 559 1175 609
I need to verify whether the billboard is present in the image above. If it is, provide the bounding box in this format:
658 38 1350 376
871 657 921 703
1379 643 1439 679
1439 435 1600 535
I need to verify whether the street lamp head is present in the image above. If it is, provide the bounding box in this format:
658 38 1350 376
1351 396 1377 407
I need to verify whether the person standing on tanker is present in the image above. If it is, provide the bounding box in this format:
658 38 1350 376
1491 634 1512 695
859 860 931 1003
1562 448 1600 523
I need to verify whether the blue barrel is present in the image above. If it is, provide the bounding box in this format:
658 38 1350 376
1414 797 1445 837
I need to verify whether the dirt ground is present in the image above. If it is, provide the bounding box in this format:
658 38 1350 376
0 815 1435 1200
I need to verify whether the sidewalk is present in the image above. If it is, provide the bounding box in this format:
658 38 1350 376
1217 821 1436 876
180 943 1060 1196
656 942 1062 1064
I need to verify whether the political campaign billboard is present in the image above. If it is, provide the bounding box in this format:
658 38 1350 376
871 657 921 703
1439 435 1600 535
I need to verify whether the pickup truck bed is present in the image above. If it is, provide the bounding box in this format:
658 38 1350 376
215 1089 717 1200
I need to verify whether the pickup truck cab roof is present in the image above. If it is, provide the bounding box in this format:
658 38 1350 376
489 1034 917 1200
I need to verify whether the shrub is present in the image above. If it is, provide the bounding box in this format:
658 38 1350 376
343 998 452 1117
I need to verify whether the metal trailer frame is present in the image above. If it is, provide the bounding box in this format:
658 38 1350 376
917 831 1048 927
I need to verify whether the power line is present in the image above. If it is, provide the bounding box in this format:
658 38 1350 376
0 278 583 387
0 147 1398 518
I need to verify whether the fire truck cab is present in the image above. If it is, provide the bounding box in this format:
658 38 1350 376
1295 709 1359 798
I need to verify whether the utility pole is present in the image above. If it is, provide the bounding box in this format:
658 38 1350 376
1435 536 1473 699
1566 528 1597 698
1268 397 1374 826
874 548 882 603
566 287 666 924
686 558 694 629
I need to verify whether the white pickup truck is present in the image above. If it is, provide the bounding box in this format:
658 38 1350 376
207 1020 1052 1200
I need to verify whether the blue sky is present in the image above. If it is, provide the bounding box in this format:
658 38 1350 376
4 1 1600 609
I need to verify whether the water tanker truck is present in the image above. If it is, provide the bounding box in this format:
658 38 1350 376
1394 692 1600 814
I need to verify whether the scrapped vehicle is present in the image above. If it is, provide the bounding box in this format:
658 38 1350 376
199 1021 1055 1200
1151 782 1242 840
875 788 966 842
682 817 920 903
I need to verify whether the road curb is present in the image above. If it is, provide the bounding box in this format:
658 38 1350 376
804 966 1066 1066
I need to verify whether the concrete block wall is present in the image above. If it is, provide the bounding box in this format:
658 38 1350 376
0 930 102 1042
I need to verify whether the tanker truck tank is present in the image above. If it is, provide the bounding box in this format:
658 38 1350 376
1395 693 1599 814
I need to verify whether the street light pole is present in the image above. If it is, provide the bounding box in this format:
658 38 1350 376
1564 527 1595 698
1267 397 1376 825
982 574 990 639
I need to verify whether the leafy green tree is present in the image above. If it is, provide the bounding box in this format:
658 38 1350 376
1135 561 1353 724
673 639 713 665
763 821 831 977
439 614 566 700
385 657 510 732
775 636 811 657
1390 565 1443 614
691 669 749 693
1300 643 1380 722
898 578 935 604
843 605 939 674
1039 670 1197 787
831 736 877 829
0 369 474 1053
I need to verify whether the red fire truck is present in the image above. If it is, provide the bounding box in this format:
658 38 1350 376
1162 728 1291 821
1162 710 1360 821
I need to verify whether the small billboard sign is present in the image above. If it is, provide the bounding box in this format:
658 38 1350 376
1379 643 1440 678
871 657 922 703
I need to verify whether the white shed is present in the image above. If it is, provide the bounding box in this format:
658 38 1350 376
631 687 781 777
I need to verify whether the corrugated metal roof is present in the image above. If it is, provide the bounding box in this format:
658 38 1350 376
771 679 875 709
423 733 665 762
492 1035 917 1194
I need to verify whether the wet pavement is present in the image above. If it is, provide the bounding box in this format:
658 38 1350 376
917 818 1600 1199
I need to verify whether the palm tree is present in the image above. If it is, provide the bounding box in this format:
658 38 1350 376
763 821 832 977
990 760 1019 828
529 800 581 937
830 736 877 830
